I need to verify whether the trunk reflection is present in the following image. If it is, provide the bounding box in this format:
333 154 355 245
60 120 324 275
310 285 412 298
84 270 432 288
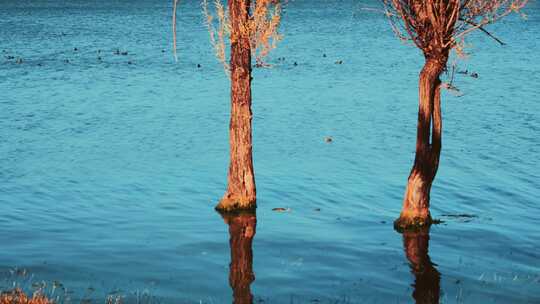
402 228 441 304
220 211 257 304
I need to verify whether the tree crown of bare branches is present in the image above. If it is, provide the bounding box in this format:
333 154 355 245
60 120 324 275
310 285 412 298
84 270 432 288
203 0 283 74
383 0 528 60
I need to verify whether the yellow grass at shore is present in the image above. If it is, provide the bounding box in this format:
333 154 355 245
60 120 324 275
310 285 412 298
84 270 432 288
0 289 51 304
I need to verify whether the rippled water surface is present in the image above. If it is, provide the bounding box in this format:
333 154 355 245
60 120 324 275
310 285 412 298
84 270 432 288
1 0 539 303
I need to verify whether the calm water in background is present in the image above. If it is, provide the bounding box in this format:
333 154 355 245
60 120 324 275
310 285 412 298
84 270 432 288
1 0 539 303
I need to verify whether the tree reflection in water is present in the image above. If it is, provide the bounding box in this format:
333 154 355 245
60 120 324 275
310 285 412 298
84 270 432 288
402 228 441 304
220 211 257 304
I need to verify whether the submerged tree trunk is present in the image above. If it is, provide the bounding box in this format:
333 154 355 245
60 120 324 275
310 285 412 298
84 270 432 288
222 212 257 304
395 57 446 230
402 228 440 304
216 0 256 211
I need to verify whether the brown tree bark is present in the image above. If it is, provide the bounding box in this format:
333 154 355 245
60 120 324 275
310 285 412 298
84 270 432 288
216 0 257 211
221 212 257 304
402 228 440 304
395 57 446 230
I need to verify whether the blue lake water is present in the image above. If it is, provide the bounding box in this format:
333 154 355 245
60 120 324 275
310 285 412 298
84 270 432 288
1 0 539 303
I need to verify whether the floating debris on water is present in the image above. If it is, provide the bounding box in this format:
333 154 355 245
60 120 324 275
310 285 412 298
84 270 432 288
438 214 478 223
441 214 478 218
432 218 445 224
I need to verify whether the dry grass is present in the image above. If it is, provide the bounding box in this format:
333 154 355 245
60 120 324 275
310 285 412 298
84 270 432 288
0 289 51 304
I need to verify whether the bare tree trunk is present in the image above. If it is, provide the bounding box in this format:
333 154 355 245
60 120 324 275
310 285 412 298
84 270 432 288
221 212 257 304
395 58 446 230
402 228 440 304
216 0 256 211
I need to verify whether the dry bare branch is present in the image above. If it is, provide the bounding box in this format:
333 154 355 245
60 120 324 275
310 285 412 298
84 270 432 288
172 0 180 62
382 0 528 59
381 0 528 97
202 0 283 73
